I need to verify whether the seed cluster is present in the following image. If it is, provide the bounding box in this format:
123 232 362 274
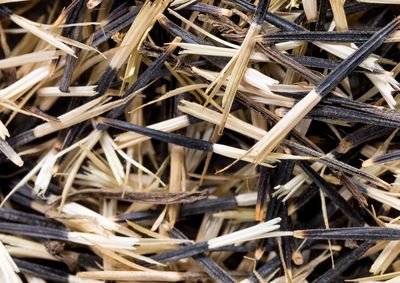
0 0 400 282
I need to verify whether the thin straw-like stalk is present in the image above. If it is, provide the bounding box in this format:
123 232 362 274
247 16 400 164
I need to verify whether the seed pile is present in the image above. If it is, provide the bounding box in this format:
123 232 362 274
0 0 400 282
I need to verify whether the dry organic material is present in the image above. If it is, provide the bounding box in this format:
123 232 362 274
0 0 400 282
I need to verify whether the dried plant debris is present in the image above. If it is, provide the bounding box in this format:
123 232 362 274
1 1 400 282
